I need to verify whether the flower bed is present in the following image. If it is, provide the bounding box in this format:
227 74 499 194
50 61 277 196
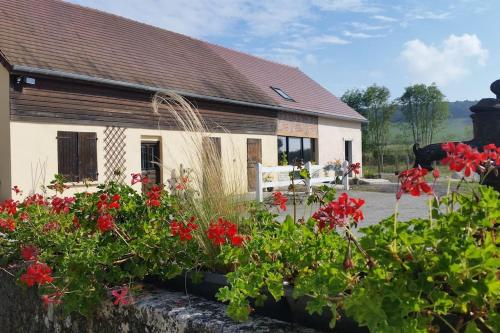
0 142 499 333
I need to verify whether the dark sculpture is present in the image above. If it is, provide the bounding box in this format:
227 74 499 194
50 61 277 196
413 79 500 191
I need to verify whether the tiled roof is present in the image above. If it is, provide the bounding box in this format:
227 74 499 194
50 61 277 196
209 44 365 121
0 0 365 122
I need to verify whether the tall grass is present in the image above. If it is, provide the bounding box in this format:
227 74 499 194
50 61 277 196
152 92 247 262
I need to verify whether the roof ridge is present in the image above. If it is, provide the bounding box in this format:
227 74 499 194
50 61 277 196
58 0 298 70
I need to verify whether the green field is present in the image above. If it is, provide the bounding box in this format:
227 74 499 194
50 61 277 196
389 117 473 144
363 117 473 175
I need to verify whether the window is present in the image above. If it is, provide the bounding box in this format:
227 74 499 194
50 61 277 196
277 136 316 165
57 131 98 182
141 141 161 185
271 87 294 101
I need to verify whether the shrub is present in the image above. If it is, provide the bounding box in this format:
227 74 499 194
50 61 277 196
0 179 208 314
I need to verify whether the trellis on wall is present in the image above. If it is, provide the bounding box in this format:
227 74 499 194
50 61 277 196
104 126 127 184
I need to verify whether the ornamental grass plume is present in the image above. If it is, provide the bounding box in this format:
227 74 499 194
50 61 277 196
152 92 247 260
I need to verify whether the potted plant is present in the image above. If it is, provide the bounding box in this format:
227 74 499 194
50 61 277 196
263 173 274 192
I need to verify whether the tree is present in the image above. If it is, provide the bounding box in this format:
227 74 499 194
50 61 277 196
342 85 396 173
362 85 396 173
398 84 448 146
341 89 369 150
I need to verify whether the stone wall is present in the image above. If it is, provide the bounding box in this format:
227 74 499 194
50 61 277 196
0 272 318 333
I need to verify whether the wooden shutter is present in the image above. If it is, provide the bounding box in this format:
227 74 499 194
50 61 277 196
247 139 262 191
57 131 79 182
79 132 98 181
202 137 222 193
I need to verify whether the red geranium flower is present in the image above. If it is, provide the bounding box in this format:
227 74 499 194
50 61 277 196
432 168 440 179
348 162 361 175
20 262 54 287
175 176 190 190
207 218 244 246
483 143 500 165
41 290 63 306
131 173 149 185
12 186 22 195
24 194 48 207
0 199 18 216
72 216 80 229
396 167 433 199
98 193 121 212
112 286 131 306
51 196 75 214
21 245 39 261
273 192 288 211
0 218 15 232
108 200 120 210
146 185 162 207
230 234 244 247
441 142 485 177
97 214 115 233
312 193 365 230
170 217 198 241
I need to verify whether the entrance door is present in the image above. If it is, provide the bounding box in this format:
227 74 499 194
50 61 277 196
344 140 352 163
141 141 161 185
202 137 221 192
247 139 262 191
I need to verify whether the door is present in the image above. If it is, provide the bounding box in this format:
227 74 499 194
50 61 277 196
247 139 262 191
141 141 161 186
345 140 352 163
202 137 222 193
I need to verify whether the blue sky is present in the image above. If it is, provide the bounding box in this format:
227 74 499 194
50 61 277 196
66 0 499 101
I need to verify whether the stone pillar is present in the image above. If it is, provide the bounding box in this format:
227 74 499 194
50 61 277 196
470 79 500 147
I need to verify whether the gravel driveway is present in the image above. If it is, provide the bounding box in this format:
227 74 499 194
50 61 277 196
276 190 430 234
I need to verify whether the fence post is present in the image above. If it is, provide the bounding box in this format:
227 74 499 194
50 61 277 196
256 162 263 202
305 161 312 195
342 160 350 191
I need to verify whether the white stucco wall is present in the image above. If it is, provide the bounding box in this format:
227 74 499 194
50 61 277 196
9 122 277 196
0 66 11 200
317 117 363 173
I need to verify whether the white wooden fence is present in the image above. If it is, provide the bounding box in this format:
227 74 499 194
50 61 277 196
255 161 350 202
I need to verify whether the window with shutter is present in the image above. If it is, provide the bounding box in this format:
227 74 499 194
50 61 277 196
57 131 98 182
57 132 79 181
79 132 98 181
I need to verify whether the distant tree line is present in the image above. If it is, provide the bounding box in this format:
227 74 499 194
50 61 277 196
342 83 449 174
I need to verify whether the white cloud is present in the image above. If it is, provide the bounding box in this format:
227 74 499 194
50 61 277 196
311 35 351 45
372 15 397 22
400 34 488 86
343 30 384 38
407 10 451 20
66 0 311 38
241 1 311 36
283 34 350 49
304 54 319 65
312 0 379 12
350 22 388 31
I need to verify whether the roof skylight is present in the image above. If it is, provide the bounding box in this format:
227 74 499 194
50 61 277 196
271 87 294 101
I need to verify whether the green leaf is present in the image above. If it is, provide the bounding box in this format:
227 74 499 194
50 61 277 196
464 321 480 333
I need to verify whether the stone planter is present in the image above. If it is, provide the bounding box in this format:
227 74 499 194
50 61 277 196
284 288 367 333
150 272 292 322
152 272 367 332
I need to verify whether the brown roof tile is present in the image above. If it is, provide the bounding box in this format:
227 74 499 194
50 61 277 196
0 0 365 122
209 44 366 121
